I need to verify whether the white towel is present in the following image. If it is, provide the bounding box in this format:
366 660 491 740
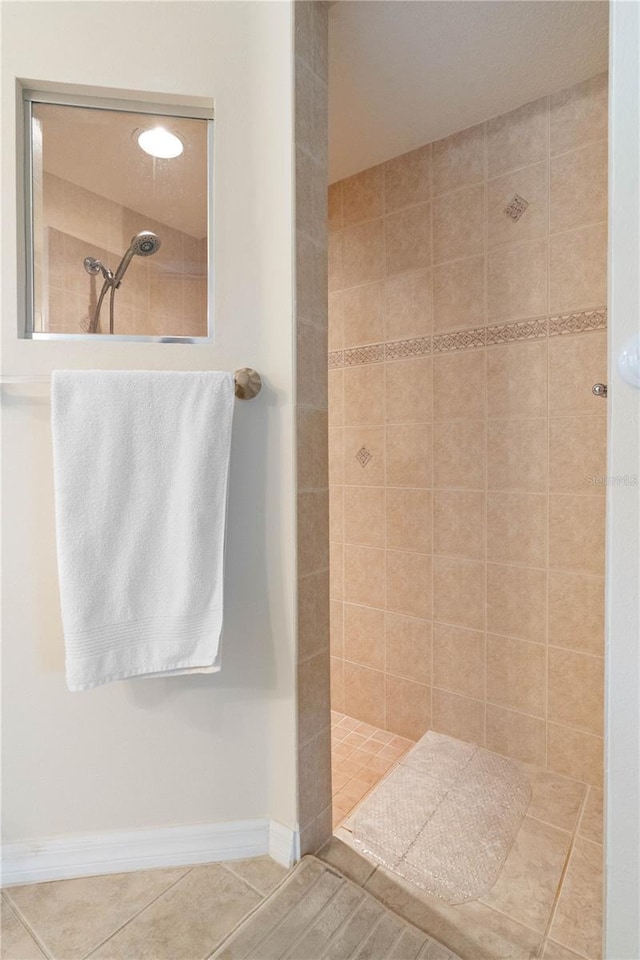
51 370 235 691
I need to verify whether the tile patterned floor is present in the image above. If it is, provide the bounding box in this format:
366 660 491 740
1 857 287 960
330 712 604 960
331 712 415 828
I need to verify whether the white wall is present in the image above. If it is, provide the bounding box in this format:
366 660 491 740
0 1 298 849
605 2 640 955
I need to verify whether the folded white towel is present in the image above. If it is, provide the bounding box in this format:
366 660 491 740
51 370 235 691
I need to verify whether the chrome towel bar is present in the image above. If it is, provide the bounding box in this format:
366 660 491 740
0 368 262 400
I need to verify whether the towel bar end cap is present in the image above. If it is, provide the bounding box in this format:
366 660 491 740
234 367 261 400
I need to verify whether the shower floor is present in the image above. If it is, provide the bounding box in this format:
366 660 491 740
330 712 603 960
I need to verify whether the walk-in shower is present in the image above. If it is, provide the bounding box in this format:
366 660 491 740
83 230 161 334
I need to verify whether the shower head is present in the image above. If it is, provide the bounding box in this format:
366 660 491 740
113 231 161 285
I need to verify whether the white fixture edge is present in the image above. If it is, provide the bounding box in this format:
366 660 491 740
0 819 299 887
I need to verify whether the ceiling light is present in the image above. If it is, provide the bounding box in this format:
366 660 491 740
137 127 183 159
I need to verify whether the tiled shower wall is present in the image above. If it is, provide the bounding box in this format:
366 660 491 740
38 173 207 336
328 74 607 787
295 0 331 854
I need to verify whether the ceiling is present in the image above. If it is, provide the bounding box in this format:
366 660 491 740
329 1 609 182
37 104 208 237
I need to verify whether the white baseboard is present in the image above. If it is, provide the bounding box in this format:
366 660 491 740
1 819 299 887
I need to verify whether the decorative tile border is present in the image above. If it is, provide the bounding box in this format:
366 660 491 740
548 309 607 337
433 326 486 353
385 337 431 360
328 308 607 368
343 343 385 366
486 317 549 345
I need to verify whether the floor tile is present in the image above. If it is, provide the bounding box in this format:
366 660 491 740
480 817 572 932
550 838 603 960
223 857 287 897
517 762 586 832
317 837 377 885
542 939 587 959
1 897 46 960
90 864 261 960
5 867 189 960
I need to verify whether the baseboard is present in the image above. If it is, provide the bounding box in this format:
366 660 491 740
1 819 299 887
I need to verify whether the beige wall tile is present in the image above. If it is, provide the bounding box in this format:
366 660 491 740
433 557 485 630
385 203 432 276
488 161 548 248
432 184 484 263
297 320 327 408
488 239 548 322
298 490 329 577
343 485 385 547
487 492 547 566
342 281 385 347
384 145 432 213
548 331 607 417
548 571 604 656
486 704 546 765
550 837 603 960
549 416 607 495
433 123 485 196
342 166 384 227
385 269 432 340
550 73 608 156
548 647 604 737
550 141 607 235
385 676 431 740
299 727 332 826
344 662 385 728
343 602 385 671
344 426 385 486
386 487 433 554
298 652 331 745
549 224 607 313
548 495 605 576
487 340 547 420
297 407 329 491
487 418 548 493
433 350 485 421
328 182 342 232
386 551 432 619
385 356 433 423
487 634 546 717
385 613 432 684
487 97 549 177
433 420 485 490
487 563 547 644
343 544 385 608
433 256 485 332
329 427 344 484
330 656 345 712
328 369 344 426
431 688 485 746
386 423 432 487
328 229 343 292
330 541 344 601
433 622 485 699
579 787 603 844
547 724 603 788
330 599 344 657
343 219 385 287
299 569 330 661
344 363 385 425
433 490 485 560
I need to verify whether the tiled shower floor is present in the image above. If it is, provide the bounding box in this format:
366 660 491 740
330 711 604 960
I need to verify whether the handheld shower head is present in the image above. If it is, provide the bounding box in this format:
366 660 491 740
113 231 161 284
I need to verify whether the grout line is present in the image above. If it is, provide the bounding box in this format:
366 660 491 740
541 785 591 948
1 892 53 960
80 866 196 958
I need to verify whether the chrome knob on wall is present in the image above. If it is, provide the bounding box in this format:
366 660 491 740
592 383 608 398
